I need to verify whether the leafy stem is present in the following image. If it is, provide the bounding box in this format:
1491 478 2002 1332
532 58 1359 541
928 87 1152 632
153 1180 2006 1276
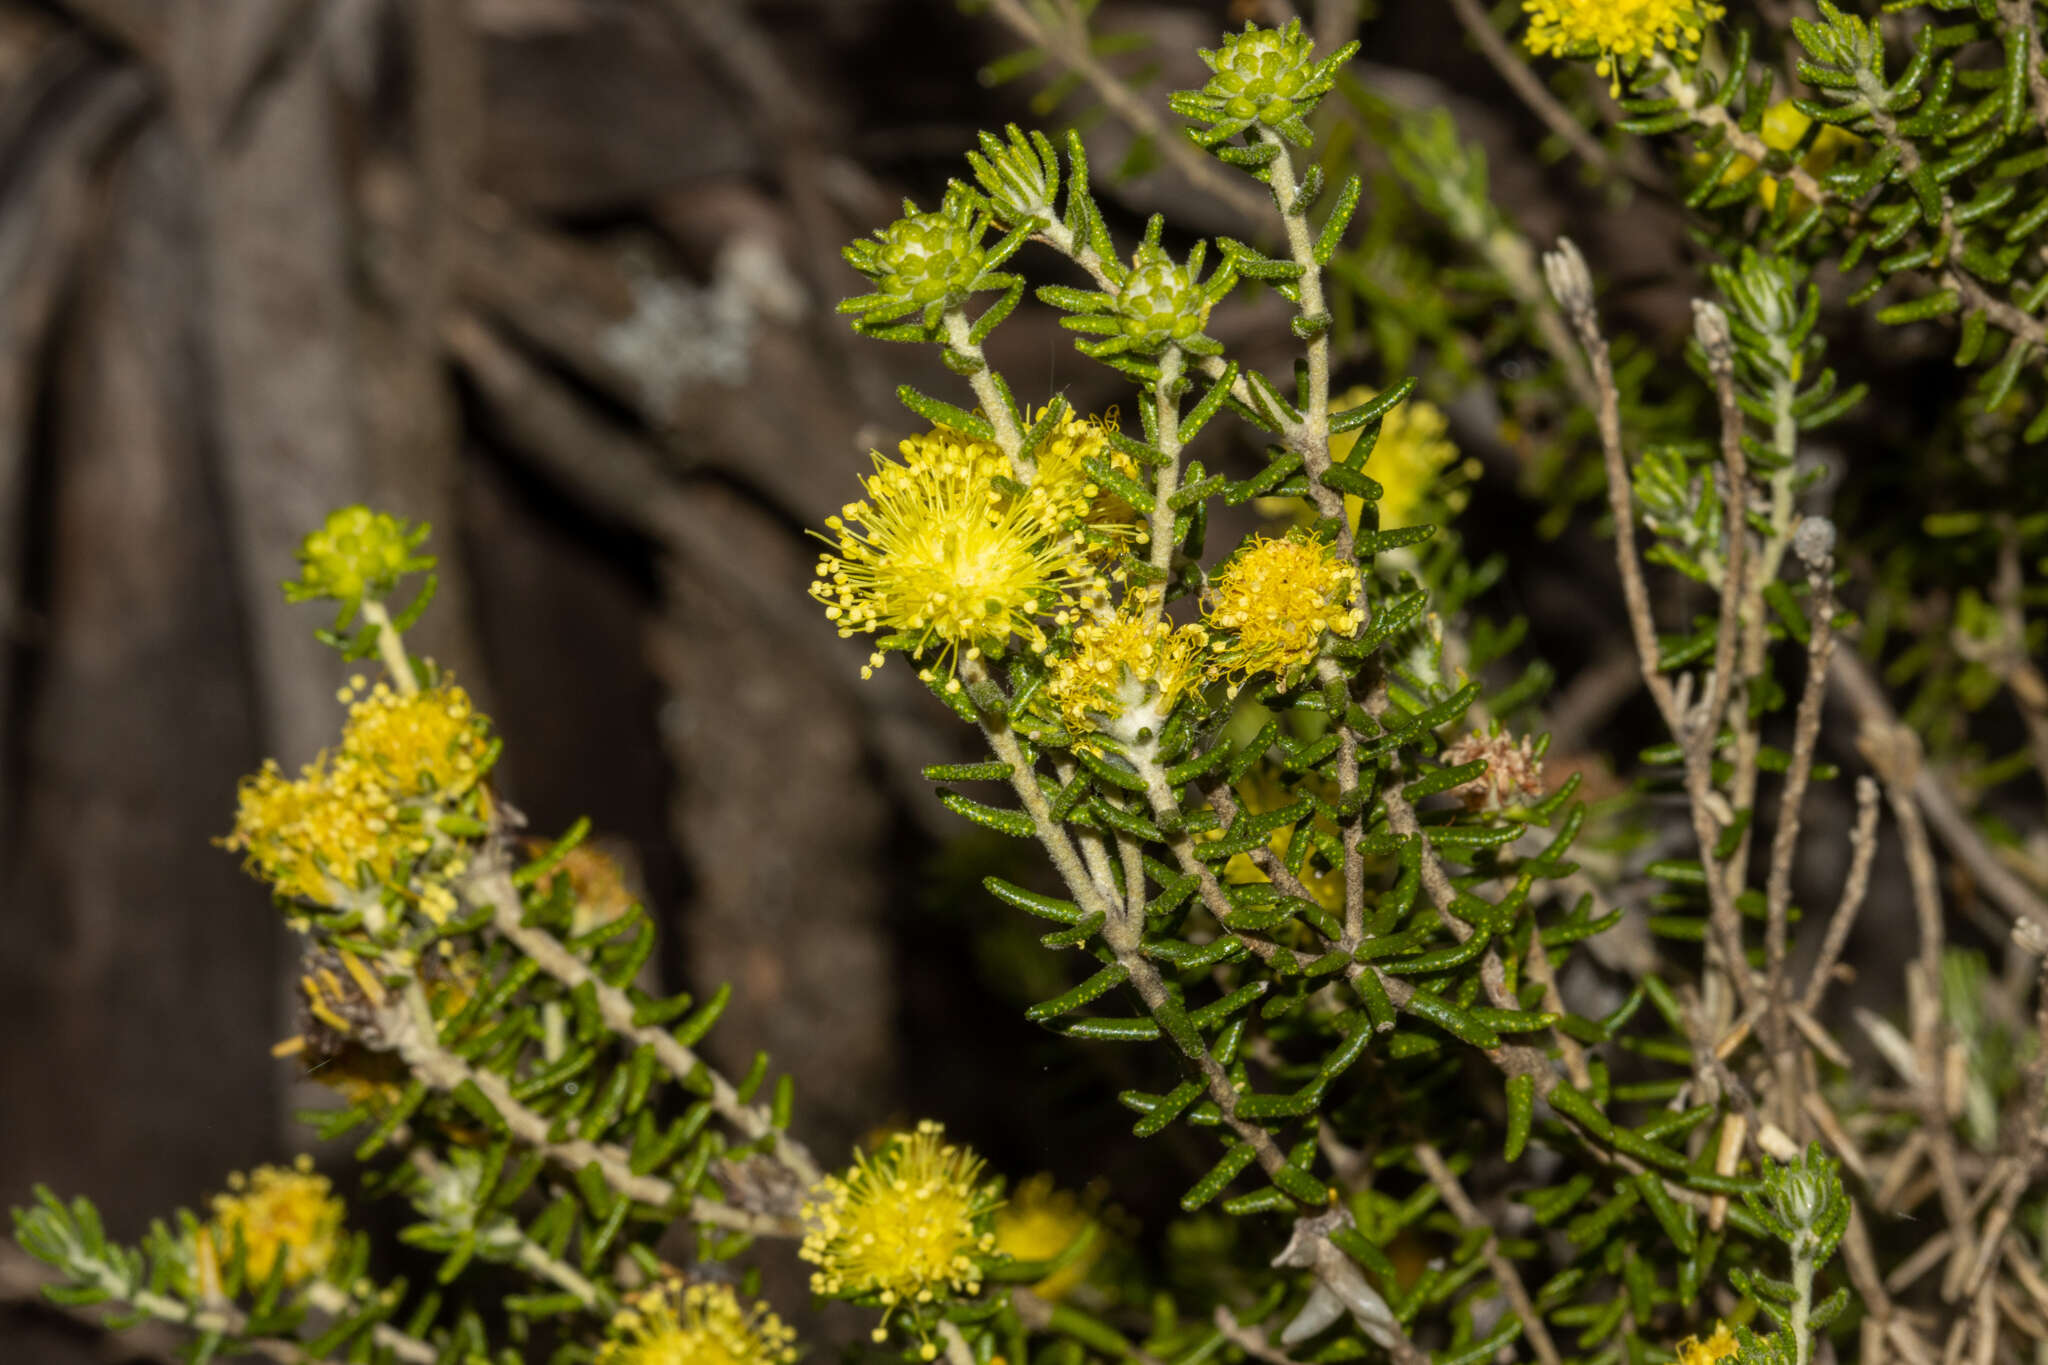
943 307 1026 473
1256 131 1341 546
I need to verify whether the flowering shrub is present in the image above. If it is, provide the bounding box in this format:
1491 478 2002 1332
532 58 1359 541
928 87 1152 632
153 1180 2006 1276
14 8 2048 1365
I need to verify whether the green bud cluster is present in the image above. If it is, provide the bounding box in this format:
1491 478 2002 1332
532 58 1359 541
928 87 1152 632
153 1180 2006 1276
1114 243 1214 350
284 506 432 609
841 185 1017 338
1172 19 1357 153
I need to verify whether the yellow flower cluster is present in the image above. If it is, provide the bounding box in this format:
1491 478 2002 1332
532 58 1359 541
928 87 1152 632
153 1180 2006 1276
194 1158 345 1291
338 681 491 800
1345 392 1459 532
1205 531 1364 685
1715 101 1861 210
811 426 1107 689
991 1174 1105 1302
1029 406 1149 550
1676 1324 1739 1365
596 1277 797 1365
814 417 1378 715
224 682 490 913
1257 388 1463 534
1219 761 1343 912
1522 0 1724 88
227 757 408 906
1045 592 1209 746
799 1121 998 1340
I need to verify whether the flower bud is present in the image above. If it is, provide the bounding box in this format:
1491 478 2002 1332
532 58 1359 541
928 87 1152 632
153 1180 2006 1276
1116 246 1209 350
1200 23 1319 125
288 506 430 606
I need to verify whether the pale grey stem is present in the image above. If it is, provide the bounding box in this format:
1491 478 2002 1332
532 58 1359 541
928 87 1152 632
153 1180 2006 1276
1148 346 1187 580
1800 776 1882 1016
404 1147 611 1311
1257 131 1343 549
361 600 419 697
1413 1142 1563 1365
939 1318 979 1365
468 862 821 1185
378 975 795 1235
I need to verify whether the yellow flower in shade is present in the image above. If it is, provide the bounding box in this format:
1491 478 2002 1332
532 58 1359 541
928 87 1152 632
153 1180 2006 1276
1714 101 1861 210
195 1158 344 1290
1676 1324 1739 1365
812 429 1105 689
992 1174 1105 1302
338 681 491 802
1218 761 1342 912
799 1121 999 1338
596 1277 797 1365
1204 531 1364 686
1045 593 1210 747
1258 388 1464 534
1522 0 1724 89
1346 393 1458 531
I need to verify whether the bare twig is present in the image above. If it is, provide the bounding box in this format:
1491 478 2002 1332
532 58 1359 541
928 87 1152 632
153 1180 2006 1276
462 861 821 1188
1802 775 1882 1014
1988 523 2048 800
1544 242 1756 1013
1762 529 1839 1129
1413 1143 1564 1365
1832 649 2048 931
1214 1307 1306 1365
1445 0 1658 189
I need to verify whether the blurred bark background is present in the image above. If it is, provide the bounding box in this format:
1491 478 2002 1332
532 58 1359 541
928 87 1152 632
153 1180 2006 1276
0 1 1988 1360
0 5 1028 1356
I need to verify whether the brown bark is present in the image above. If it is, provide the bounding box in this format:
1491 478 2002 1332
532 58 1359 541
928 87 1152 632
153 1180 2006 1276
0 117 276 1225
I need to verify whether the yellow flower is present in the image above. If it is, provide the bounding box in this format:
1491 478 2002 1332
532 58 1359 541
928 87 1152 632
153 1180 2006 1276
597 1277 798 1365
1346 393 1458 532
1714 101 1861 209
1204 530 1364 685
1258 388 1463 534
339 681 491 802
528 839 641 937
812 430 1105 689
1027 407 1150 552
195 1158 345 1290
224 757 413 906
1045 593 1210 747
799 1120 999 1335
1676 1324 1739 1365
992 1174 1105 1302
224 682 491 916
1218 761 1342 912
1522 0 1724 89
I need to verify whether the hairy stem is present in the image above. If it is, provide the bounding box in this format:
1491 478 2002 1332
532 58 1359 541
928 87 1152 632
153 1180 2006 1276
468 861 821 1186
942 308 1026 471
361 600 418 696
